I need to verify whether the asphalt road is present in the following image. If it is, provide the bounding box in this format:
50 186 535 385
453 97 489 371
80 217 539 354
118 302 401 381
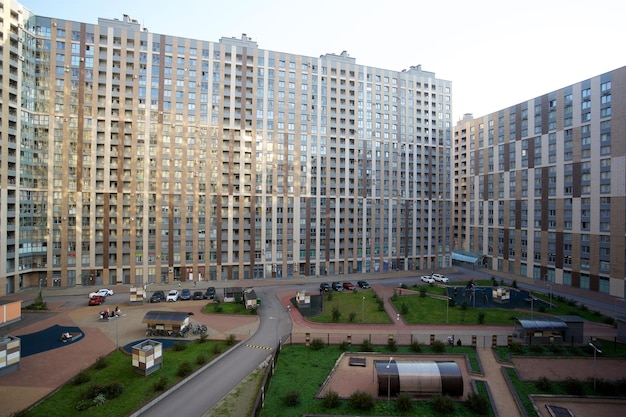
135 286 291 417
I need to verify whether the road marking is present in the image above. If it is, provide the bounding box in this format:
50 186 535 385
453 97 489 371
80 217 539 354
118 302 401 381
245 344 273 350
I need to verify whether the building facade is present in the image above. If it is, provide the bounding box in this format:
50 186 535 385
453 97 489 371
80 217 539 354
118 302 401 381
453 67 626 299
0 0 452 295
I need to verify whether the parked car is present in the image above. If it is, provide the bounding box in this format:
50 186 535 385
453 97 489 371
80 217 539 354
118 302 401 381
319 282 331 292
166 290 179 302
342 282 355 291
150 290 165 303
331 282 343 291
204 287 216 299
88 288 114 298
420 275 435 284
192 291 204 300
432 273 449 283
357 280 370 289
180 288 192 300
88 295 106 306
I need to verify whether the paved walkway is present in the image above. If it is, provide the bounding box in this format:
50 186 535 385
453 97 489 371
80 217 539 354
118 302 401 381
476 348 521 417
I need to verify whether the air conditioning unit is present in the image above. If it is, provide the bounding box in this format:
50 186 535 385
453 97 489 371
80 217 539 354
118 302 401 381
18 55 24 62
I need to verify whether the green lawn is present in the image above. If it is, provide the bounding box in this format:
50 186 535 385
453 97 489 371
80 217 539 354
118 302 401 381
24 339 230 417
260 344 490 417
308 290 391 324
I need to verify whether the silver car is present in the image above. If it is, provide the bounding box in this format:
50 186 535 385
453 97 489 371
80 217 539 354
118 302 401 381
420 275 435 284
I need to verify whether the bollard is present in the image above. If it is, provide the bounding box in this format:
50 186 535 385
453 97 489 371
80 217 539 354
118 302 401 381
471 335 477 348
347 334 351 346
492 334 497 348
430 334 435 345
305 332 310 347
507 334 513 346
388 335 394 343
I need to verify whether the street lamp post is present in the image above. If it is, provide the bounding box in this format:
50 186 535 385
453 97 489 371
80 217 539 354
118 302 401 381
362 296 365 323
446 297 450 324
386 357 393 406
589 342 602 391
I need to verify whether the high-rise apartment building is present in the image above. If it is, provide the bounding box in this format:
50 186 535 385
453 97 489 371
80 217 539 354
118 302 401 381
453 66 626 299
0 0 452 295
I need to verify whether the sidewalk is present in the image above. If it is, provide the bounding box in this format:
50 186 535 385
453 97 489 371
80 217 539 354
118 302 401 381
476 348 521 417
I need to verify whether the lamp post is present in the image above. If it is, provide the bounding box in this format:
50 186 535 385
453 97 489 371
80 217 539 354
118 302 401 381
446 297 450 324
589 342 602 391
386 357 393 406
362 296 365 323
547 284 552 310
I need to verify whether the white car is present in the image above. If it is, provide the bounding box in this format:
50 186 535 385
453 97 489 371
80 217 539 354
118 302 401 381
166 290 179 302
432 274 449 283
420 275 435 284
88 288 114 298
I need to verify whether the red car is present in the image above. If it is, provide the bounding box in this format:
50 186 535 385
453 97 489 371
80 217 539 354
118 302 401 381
342 282 355 291
88 295 106 306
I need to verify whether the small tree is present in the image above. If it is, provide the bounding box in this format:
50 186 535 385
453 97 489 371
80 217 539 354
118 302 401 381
396 392 413 412
348 311 357 322
310 338 325 351
323 390 340 408
331 306 341 322
360 339 373 352
387 338 398 352
478 311 485 324
431 339 446 353
350 390 374 411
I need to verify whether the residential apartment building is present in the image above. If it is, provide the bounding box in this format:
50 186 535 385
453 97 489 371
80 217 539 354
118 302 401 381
0 0 452 295
453 66 626 299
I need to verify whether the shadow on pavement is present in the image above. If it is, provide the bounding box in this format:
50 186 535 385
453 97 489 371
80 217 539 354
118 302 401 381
16 324 83 357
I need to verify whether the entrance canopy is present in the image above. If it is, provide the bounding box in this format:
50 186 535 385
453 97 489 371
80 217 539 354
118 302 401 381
452 250 485 265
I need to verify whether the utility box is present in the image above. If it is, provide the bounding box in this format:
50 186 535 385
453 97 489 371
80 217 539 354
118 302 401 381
132 339 162 376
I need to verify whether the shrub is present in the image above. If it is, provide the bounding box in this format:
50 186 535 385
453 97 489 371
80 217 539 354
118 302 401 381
310 338 325 351
196 333 208 344
350 390 374 411
348 311 357 322
563 377 584 395
509 342 524 354
430 394 455 414
326 291 333 301
331 306 341 322
284 390 301 407
465 392 489 414
478 311 485 324
213 303 223 313
359 339 373 352
387 338 398 352
548 344 564 354
212 343 223 355
92 393 106 407
410 340 422 352
339 340 350 351
322 390 340 408
529 344 543 354
71 370 91 385
83 383 105 401
401 302 409 315
225 334 237 346
173 341 188 351
176 361 193 378
535 376 552 392
196 353 207 365
419 287 427 297
595 379 618 396
461 301 468 310
75 399 92 411
396 392 413 412
104 381 124 399
152 376 168 392
431 339 446 353
512 280 518 289
94 355 108 370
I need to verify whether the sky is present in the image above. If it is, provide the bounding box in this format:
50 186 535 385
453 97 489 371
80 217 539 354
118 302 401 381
20 0 626 121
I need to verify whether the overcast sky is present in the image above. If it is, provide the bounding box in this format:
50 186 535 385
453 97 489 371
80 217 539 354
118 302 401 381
22 0 625 121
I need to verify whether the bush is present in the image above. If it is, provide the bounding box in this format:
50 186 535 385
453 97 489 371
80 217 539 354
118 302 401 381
359 339 373 352
83 383 105 401
396 392 413 412
196 333 208 344
75 399 92 411
176 361 193 378
548 344 564 354
400 302 409 315
410 340 422 352
478 311 485 324
431 394 455 414
196 353 207 365
71 370 91 385
509 342 524 354
322 390 340 408
331 306 341 322
152 376 168 392
94 355 108 370
326 291 333 301
212 343 223 355
563 377 584 395
461 301 468 310
465 392 489 414
512 280 518 289
310 338 325 351
104 381 124 399
387 338 398 352
529 344 543 354
225 334 237 346
596 379 619 396
350 390 374 411
339 340 350 351
92 393 106 407
284 390 301 407
431 339 446 353
535 376 552 392
348 311 357 322
419 287 427 297
173 341 188 351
